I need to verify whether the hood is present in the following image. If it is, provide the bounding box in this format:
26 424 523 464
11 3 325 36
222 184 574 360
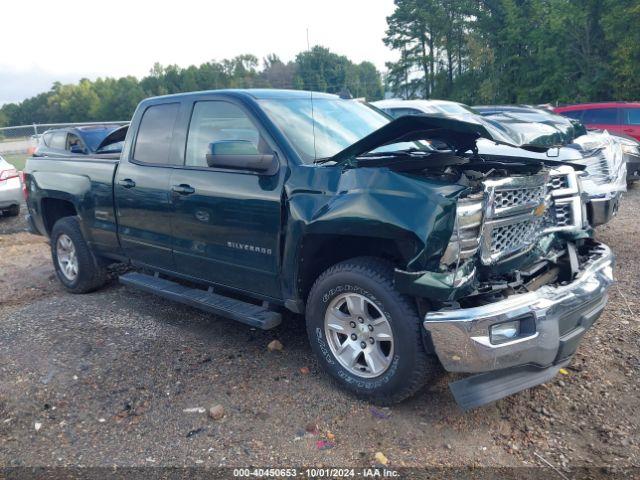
328 114 548 165
482 111 585 146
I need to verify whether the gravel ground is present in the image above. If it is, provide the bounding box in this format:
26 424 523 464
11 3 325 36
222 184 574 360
0 189 638 474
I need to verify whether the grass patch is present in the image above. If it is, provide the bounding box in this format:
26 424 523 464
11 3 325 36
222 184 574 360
1 154 29 171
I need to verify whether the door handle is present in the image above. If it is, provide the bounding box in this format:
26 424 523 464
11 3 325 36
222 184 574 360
118 178 136 189
171 184 195 195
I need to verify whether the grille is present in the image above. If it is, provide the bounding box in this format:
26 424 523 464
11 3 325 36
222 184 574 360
584 151 611 184
494 185 546 212
481 174 550 264
489 217 544 256
554 203 573 227
548 174 570 191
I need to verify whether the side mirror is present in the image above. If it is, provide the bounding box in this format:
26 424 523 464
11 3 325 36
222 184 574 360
70 144 86 154
205 140 278 175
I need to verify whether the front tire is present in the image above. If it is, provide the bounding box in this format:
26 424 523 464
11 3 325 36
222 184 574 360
51 216 108 293
306 257 439 404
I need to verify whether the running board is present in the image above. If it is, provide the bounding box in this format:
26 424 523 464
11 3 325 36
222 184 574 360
449 361 569 411
119 272 282 330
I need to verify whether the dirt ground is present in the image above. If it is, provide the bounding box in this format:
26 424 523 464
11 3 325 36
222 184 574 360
0 188 638 476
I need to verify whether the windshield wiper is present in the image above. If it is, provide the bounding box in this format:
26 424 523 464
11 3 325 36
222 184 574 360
313 157 335 165
358 148 431 158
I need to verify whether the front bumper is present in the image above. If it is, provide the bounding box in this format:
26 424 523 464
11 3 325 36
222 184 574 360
587 192 622 227
627 159 640 182
423 242 614 373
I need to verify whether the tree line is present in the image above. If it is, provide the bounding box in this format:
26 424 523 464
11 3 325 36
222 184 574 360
384 0 640 105
2 0 640 126
0 47 383 126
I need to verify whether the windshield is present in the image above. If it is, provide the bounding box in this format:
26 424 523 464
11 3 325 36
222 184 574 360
81 127 119 152
259 98 421 163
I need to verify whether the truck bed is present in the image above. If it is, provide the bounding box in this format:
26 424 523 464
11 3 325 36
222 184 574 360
25 155 122 258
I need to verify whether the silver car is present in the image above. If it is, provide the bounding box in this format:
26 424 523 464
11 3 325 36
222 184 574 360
0 156 22 217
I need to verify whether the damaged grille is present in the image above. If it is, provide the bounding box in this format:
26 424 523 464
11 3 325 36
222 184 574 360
493 186 547 215
474 167 584 266
553 203 574 227
489 217 545 257
481 174 550 265
583 151 611 184
548 174 570 191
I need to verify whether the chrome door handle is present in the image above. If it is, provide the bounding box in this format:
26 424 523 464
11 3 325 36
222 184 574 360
171 184 195 195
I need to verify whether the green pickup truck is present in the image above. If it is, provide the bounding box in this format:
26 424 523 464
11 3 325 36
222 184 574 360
24 90 615 409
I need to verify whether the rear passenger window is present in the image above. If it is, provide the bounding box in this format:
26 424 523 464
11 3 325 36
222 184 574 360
133 103 180 164
49 132 67 149
185 101 268 167
623 108 640 125
582 108 618 124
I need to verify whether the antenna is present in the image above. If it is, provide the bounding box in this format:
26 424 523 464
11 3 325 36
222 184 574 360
307 28 318 161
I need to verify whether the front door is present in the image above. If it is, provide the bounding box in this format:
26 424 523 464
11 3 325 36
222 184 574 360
169 100 285 299
114 102 181 271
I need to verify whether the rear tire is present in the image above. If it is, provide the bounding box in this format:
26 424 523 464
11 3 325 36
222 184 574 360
51 216 108 293
305 256 439 404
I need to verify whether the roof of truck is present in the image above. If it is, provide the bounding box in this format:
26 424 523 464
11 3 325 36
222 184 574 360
145 89 340 102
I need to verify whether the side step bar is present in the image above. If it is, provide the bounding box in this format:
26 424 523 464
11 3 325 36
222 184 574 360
119 272 282 330
449 361 569 411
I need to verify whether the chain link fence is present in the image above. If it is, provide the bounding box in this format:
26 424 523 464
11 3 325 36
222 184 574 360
0 122 128 156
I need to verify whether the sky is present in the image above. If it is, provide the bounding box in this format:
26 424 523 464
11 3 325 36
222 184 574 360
0 0 398 106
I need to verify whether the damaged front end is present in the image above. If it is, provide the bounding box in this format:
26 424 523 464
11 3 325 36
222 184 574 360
394 164 590 304
320 114 615 410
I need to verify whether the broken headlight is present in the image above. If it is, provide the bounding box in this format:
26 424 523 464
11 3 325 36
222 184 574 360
441 196 484 266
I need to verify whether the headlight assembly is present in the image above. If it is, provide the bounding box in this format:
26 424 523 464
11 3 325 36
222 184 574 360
441 196 484 266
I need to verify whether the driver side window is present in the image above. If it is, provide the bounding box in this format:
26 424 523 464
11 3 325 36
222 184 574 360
66 133 82 152
185 101 268 167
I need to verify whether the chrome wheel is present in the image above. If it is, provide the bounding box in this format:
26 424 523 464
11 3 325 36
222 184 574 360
56 234 78 281
324 292 394 378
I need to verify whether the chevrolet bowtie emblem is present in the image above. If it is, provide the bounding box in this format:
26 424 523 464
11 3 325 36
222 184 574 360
534 203 547 217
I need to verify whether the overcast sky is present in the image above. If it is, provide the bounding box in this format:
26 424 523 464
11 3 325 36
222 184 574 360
1 0 397 105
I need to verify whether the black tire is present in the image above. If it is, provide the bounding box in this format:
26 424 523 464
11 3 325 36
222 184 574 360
51 216 108 293
3 204 19 217
305 256 440 404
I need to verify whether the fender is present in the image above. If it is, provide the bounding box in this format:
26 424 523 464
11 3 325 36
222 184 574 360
280 164 467 305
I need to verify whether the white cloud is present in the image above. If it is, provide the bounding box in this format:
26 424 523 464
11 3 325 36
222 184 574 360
1 0 397 104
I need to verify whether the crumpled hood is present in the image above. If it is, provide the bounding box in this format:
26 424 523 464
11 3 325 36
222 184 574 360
482 112 582 147
328 114 548 165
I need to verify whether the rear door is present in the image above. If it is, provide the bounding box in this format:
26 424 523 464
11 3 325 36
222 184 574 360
114 102 182 271
581 107 621 135
168 99 286 299
621 108 640 141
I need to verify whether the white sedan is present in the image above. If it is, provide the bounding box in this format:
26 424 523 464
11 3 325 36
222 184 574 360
0 155 22 217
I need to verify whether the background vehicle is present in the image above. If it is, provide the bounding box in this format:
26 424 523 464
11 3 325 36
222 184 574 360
554 102 640 141
24 90 614 409
374 99 626 226
0 155 22 217
34 124 127 158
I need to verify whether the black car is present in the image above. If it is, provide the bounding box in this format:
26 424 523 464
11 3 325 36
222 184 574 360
34 124 127 158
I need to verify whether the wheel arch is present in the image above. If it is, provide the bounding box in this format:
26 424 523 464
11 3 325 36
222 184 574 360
295 233 415 304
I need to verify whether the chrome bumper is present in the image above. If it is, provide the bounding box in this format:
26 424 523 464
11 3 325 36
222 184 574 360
588 192 621 227
424 242 614 373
